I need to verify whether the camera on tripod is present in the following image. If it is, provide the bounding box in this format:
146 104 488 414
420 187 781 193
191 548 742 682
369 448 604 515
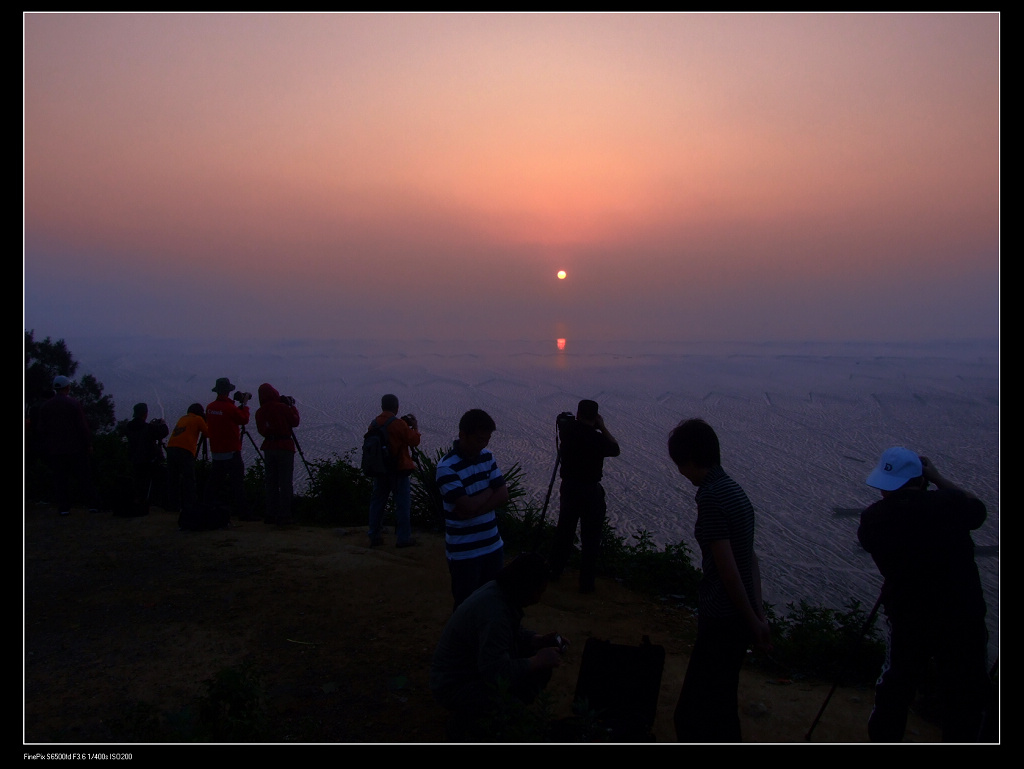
556 411 575 436
233 391 252 404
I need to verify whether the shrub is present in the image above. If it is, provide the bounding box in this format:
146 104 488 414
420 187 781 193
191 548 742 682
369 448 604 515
410 445 528 532
765 598 884 682
243 456 266 519
591 524 702 600
292 451 373 526
191 661 269 742
410 447 448 530
25 330 116 434
472 683 555 743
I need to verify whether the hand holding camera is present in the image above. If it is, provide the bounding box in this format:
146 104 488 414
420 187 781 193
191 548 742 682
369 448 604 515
530 632 569 670
535 631 570 654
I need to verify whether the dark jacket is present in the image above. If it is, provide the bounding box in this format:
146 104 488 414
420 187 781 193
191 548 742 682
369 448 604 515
37 393 93 456
123 416 169 465
858 488 987 620
559 419 620 484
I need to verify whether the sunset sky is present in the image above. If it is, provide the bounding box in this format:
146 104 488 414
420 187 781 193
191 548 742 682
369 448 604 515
23 13 1000 344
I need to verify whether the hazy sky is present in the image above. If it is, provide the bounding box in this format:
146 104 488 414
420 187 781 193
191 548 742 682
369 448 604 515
24 12 1000 344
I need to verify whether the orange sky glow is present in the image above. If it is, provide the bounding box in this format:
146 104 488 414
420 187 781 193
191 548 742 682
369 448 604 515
24 13 999 344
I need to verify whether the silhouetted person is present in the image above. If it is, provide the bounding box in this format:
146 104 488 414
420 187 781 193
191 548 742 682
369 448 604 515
36 375 99 515
436 409 509 610
256 383 301 525
549 399 620 593
167 403 208 529
430 552 568 741
120 402 168 517
668 418 770 742
366 394 421 547
204 378 252 525
858 447 991 742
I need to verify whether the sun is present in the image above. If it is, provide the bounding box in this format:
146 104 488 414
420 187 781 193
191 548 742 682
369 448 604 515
557 270 567 280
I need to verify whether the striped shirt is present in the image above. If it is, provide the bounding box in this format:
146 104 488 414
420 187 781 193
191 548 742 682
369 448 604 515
436 443 505 562
692 465 757 619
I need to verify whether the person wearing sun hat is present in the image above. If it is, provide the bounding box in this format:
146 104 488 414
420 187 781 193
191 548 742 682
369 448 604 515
204 377 253 525
858 447 992 742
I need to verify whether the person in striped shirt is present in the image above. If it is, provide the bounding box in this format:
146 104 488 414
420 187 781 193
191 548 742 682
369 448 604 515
668 418 771 742
436 409 510 610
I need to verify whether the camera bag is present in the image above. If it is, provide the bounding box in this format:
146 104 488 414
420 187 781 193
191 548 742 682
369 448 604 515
570 635 665 741
360 415 397 478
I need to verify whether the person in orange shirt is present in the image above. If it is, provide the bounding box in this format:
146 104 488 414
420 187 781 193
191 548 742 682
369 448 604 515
166 403 207 528
367 393 421 547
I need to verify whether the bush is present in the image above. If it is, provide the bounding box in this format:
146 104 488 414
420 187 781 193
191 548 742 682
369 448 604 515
496 499 558 554
190 661 269 742
25 330 116 434
765 598 884 682
600 527 703 600
473 684 556 743
244 456 266 519
292 451 373 526
410 445 528 532
495 499 703 605
410 447 449 530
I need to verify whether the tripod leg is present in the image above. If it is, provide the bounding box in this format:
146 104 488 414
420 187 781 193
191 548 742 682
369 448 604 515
805 593 883 741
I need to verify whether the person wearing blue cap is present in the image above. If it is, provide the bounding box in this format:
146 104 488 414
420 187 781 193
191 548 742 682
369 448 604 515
858 447 991 742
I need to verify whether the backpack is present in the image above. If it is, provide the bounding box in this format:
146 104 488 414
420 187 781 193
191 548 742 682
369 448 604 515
360 416 397 478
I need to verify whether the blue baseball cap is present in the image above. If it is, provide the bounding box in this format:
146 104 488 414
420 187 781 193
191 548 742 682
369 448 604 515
866 447 923 491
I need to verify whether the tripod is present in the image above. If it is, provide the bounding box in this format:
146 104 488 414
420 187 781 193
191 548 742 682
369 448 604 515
241 425 264 463
291 428 315 484
533 415 570 551
805 592 883 741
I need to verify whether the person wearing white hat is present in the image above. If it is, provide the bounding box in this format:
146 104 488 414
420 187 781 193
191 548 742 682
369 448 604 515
858 447 992 742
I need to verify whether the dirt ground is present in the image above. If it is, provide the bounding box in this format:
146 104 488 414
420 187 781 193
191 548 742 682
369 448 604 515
23 501 945 746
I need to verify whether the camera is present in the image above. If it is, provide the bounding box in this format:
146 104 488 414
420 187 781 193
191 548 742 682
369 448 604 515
556 411 575 436
280 395 296 406
233 391 252 404
401 413 417 428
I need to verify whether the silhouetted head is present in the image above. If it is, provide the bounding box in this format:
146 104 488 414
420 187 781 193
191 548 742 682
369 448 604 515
187 403 205 417
382 394 399 413
668 418 721 469
668 418 721 486
494 552 550 608
132 403 148 421
457 409 497 458
459 408 496 434
577 399 599 422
